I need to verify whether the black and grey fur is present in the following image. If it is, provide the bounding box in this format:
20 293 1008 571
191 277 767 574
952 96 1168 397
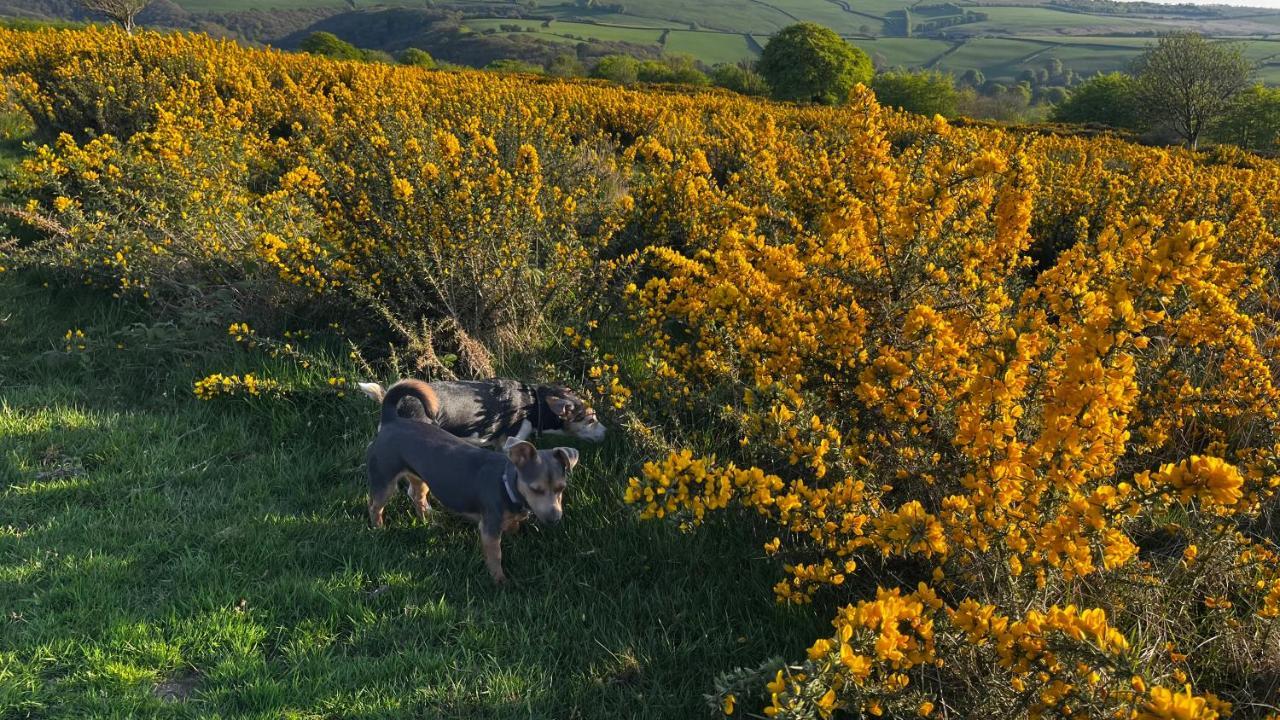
358 378 605 447
365 380 579 585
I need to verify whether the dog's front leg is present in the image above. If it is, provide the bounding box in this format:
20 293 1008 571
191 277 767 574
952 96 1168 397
479 517 507 585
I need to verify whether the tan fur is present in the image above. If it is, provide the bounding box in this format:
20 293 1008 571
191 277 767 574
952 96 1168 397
481 532 506 584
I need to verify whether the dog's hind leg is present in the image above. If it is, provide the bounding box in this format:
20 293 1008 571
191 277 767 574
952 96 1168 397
367 467 397 529
406 473 431 521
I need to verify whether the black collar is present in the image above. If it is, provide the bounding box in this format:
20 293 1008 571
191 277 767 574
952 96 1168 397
502 463 526 512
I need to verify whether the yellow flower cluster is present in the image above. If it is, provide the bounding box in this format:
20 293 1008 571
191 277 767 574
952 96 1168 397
63 328 86 352
1135 455 1245 509
192 372 278 400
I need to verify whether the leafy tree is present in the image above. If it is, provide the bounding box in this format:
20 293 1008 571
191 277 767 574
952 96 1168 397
79 0 150 34
1050 72 1142 130
1132 32 1253 149
299 32 362 61
959 68 984 87
398 48 436 69
1040 86 1069 106
1209 84 1280 153
870 70 960 118
758 22 873 104
545 53 585 77
711 63 770 96
591 54 639 84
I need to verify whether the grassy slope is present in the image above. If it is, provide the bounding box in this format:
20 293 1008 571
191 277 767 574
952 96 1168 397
0 276 821 718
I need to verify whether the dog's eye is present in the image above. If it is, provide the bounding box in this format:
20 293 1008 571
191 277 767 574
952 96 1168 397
528 485 546 495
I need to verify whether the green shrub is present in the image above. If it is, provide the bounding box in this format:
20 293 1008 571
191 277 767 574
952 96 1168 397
299 32 362 61
398 47 436 68
710 63 769 96
870 70 959 117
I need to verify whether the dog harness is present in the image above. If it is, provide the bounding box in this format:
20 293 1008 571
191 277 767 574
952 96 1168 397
502 463 526 512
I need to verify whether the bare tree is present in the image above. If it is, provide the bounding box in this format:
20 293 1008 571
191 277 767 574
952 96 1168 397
80 0 152 35
1132 32 1254 150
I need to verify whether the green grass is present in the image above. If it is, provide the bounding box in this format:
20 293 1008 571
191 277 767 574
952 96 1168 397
0 276 822 718
665 31 758 65
465 19 666 47
959 5 1164 34
936 37 1049 78
0 112 32 183
550 0 796 34
170 0 351 10
854 37 955 69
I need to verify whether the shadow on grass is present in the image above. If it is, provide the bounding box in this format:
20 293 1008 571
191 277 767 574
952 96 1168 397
0 276 822 719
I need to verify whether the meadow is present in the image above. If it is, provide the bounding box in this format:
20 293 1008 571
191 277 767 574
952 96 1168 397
2 24 1280 720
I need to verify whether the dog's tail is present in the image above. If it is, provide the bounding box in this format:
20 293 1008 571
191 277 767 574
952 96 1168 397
379 379 440 426
356 381 386 403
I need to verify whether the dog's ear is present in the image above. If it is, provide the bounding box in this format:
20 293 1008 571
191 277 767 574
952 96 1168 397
356 382 386 403
545 396 575 418
553 447 579 473
507 440 538 466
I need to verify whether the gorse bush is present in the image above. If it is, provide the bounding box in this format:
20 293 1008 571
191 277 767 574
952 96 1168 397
2 26 1280 720
623 98 1280 720
1 27 629 371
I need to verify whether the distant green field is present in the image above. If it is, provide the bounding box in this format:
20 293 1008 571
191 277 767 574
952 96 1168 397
767 0 886 33
543 12 688 29
1020 42 1145 77
938 37 1046 75
1260 65 1280 84
665 31 757 64
564 0 796 33
855 37 954 68
959 6 1163 34
30 0 1280 83
1019 35 1149 48
1233 38 1280 63
170 0 351 9
465 19 666 47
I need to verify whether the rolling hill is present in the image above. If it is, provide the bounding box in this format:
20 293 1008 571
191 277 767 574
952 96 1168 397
5 0 1280 83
